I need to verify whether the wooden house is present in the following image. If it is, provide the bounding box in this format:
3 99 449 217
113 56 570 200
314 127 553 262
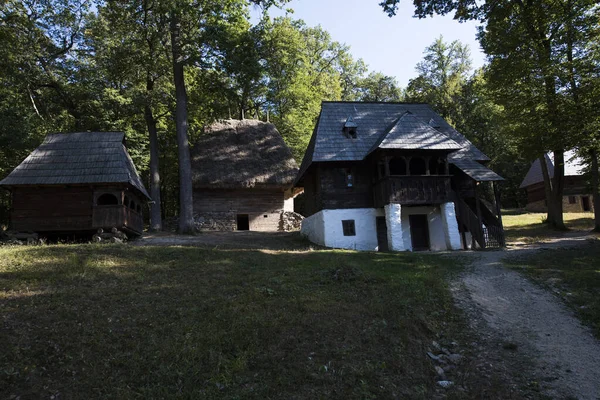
520 151 594 212
296 102 505 252
191 119 300 231
0 132 150 236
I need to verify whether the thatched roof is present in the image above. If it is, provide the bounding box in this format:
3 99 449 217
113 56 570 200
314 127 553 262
0 132 150 199
191 119 298 189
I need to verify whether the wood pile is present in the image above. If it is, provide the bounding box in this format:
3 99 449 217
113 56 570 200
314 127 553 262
280 211 303 232
92 228 128 243
0 230 42 245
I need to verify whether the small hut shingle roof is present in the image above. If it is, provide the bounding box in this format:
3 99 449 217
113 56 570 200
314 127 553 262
191 119 298 189
297 102 501 183
0 132 150 199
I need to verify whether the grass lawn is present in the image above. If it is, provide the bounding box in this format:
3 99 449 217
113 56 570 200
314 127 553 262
1 243 471 399
502 210 595 244
506 242 600 338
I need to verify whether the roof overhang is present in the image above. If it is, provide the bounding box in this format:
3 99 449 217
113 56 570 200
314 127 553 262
452 159 505 182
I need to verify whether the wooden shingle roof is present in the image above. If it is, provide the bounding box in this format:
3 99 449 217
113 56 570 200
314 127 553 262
297 102 499 183
519 150 586 188
368 112 462 153
0 132 150 199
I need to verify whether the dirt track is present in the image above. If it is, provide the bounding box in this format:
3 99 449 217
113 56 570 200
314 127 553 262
453 236 600 399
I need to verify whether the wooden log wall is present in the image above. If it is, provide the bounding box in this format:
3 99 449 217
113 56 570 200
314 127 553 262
11 187 93 231
193 189 285 231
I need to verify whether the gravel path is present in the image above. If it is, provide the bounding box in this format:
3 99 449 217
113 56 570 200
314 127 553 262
453 236 600 399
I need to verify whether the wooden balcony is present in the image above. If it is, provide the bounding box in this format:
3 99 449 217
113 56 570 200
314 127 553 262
92 205 143 235
373 175 452 207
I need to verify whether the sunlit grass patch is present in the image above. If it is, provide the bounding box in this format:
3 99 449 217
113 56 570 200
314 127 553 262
503 211 595 243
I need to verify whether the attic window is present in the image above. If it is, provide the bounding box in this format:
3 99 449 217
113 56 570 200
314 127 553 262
346 169 354 187
343 116 358 139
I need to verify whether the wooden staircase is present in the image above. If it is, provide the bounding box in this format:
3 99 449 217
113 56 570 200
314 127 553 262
453 193 505 249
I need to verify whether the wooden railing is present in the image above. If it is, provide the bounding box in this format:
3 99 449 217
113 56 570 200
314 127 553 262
454 195 485 248
454 195 505 249
373 175 452 207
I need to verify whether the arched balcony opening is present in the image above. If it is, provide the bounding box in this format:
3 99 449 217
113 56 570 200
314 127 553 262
389 157 407 175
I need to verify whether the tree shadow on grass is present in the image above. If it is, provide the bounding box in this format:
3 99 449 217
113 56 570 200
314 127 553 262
0 245 462 399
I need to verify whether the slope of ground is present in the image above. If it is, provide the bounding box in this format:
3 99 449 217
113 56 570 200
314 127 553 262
1 243 488 399
503 210 595 244
452 237 600 399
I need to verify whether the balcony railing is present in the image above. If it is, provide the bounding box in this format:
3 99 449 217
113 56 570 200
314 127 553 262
373 175 452 207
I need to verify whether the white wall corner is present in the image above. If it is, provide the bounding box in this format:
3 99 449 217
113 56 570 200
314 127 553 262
441 202 462 250
385 203 405 251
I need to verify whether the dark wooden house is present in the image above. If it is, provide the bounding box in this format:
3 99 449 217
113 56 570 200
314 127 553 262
191 119 300 231
296 102 505 252
520 151 593 212
0 132 150 235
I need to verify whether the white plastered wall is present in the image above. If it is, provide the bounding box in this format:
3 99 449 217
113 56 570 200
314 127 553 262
301 208 383 251
384 204 405 251
441 202 462 250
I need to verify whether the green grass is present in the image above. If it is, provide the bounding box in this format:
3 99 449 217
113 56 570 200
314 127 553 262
506 242 600 338
0 243 470 399
503 210 595 244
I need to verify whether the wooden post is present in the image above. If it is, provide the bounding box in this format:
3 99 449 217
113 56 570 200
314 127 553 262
425 156 431 176
474 182 485 249
384 157 390 176
493 181 505 247
405 156 411 176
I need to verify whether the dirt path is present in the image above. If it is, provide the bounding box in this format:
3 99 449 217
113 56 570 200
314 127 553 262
453 235 600 399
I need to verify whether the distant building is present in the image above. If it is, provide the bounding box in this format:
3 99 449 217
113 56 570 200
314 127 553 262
295 102 505 252
191 119 301 231
0 132 150 235
519 151 593 213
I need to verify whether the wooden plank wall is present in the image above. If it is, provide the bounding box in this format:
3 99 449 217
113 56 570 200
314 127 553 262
11 187 93 231
318 163 373 210
193 189 285 231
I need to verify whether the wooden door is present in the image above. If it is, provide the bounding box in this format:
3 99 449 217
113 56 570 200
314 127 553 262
236 214 249 230
409 214 430 251
582 196 591 211
376 216 389 252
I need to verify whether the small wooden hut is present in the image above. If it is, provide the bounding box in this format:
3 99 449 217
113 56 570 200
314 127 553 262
0 132 150 235
191 119 300 231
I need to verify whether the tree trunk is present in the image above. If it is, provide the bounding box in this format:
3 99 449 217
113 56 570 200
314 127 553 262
539 154 555 224
551 150 566 230
591 149 600 232
170 12 195 234
145 78 162 232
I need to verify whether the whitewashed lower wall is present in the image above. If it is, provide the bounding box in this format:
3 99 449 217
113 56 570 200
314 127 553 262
400 206 447 251
441 202 462 250
301 205 462 252
300 210 326 246
301 208 383 251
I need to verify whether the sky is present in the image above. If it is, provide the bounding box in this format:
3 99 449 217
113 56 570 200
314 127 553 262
250 0 486 87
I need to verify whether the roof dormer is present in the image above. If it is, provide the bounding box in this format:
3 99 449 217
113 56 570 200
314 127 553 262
343 116 358 139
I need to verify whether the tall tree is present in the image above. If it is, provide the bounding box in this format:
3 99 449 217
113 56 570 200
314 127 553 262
381 0 600 229
356 72 403 102
404 36 471 123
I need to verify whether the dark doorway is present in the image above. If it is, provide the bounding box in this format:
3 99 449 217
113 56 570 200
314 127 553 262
582 196 591 211
236 214 249 231
409 214 430 251
376 217 389 252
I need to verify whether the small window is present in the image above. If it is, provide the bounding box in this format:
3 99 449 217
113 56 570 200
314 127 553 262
347 127 357 138
568 196 576 204
342 220 356 236
263 214 268 218
97 193 119 206
346 169 354 188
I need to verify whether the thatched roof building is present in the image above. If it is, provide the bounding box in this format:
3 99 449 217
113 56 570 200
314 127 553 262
0 132 150 235
190 119 300 232
192 119 298 189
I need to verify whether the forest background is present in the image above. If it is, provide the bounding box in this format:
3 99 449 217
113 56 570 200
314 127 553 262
0 0 598 231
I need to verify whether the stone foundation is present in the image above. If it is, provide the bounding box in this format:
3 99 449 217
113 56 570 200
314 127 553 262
526 195 594 213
